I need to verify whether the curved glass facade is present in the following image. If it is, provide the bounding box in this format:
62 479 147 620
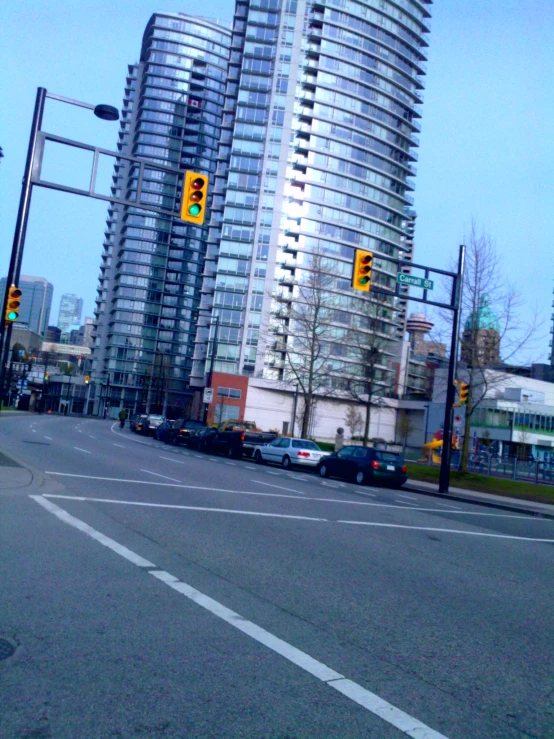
191 0 431 394
92 14 231 415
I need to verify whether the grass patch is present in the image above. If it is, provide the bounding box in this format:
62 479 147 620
406 462 554 505
316 441 335 452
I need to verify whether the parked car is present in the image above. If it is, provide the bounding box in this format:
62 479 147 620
254 437 328 469
186 426 214 450
140 414 165 436
317 446 407 487
166 419 206 446
203 421 278 458
155 419 176 442
130 414 148 433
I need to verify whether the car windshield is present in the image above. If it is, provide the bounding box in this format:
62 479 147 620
292 440 320 450
375 451 402 464
186 421 204 428
149 415 164 421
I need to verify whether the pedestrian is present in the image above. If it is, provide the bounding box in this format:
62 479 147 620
118 408 128 429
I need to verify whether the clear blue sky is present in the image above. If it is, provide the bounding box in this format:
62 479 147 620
1 1 553 358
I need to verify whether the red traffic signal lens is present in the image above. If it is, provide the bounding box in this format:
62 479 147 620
361 256 372 265
10 288 22 298
192 177 205 190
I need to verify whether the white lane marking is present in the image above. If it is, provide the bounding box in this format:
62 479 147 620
397 501 420 507
338 519 554 543
322 481 340 489
355 490 376 497
140 469 181 483
43 495 327 522
31 429 37 433
41 474 554 520
78 430 83 433
73 447 91 454
113 443 125 448
30 496 154 567
160 456 186 465
396 494 417 501
28 494 450 739
225 461 237 466
436 502 462 510
88 435 96 439
267 470 281 476
252 480 306 495
110 423 153 448
44 436 52 440
194 454 203 459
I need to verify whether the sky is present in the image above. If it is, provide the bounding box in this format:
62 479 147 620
1 1 553 359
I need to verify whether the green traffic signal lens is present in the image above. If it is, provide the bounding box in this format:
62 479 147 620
359 277 369 285
188 203 202 216
7 311 18 321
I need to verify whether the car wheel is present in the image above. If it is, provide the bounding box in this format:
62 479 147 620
355 470 366 485
319 464 329 478
254 450 264 464
282 455 292 470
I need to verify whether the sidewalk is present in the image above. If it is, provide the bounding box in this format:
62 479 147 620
0 449 64 496
407 477 554 519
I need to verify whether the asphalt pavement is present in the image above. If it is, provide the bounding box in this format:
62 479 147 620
1 413 553 739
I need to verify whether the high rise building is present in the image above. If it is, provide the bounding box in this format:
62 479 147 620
0 275 53 337
58 293 83 334
191 0 432 396
92 13 231 415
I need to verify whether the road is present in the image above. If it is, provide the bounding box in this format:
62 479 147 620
1 413 553 739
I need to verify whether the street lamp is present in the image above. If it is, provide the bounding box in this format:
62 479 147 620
0 87 119 408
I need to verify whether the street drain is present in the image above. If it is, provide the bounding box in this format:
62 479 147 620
0 638 15 660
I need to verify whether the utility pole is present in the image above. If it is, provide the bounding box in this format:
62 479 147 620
438 245 465 494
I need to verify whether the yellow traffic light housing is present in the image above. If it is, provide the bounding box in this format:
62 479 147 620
180 171 208 225
5 285 22 325
351 249 373 292
459 382 469 406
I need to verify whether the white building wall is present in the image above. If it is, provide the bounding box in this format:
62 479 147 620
245 378 399 443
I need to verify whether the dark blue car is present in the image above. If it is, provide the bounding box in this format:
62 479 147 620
155 420 176 442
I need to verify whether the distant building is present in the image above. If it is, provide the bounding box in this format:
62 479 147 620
46 325 61 342
406 313 446 359
58 294 83 334
82 317 94 348
0 275 53 337
461 295 500 366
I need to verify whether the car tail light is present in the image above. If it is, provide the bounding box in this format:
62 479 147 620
297 451 310 457
240 431 245 441
401 465 407 473
371 460 380 469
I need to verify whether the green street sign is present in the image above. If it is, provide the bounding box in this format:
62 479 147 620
397 273 434 290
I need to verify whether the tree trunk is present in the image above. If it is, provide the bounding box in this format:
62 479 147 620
363 401 371 447
301 394 311 438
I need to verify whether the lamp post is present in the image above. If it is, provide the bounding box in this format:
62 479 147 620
202 314 220 424
0 87 119 409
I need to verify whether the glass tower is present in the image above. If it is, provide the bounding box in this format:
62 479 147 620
58 293 83 334
92 13 231 416
190 0 432 396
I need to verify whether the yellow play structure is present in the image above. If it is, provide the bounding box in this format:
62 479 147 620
421 434 460 464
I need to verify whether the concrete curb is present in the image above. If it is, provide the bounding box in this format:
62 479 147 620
0 447 65 496
405 479 554 521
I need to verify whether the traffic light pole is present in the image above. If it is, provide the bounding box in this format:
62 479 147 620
0 87 46 408
438 244 465 493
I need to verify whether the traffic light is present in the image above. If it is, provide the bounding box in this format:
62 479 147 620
180 171 208 225
84 376 90 385
459 382 469 406
351 249 373 292
4 285 22 324
44 372 49 382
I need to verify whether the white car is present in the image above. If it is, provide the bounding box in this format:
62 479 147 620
254 437 328 469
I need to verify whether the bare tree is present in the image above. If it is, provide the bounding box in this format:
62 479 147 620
395 410 414 455
343 301 392 446
450 223 540 471
344 405 364 438
271 251 337 438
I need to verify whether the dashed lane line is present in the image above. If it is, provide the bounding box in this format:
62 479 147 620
73 447 91 454
44 436 52 440
30 493 450 739
160 456 187 465
140 469 181 483
252 479 306 495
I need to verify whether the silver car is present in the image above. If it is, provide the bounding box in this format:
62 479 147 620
254 437 328 469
